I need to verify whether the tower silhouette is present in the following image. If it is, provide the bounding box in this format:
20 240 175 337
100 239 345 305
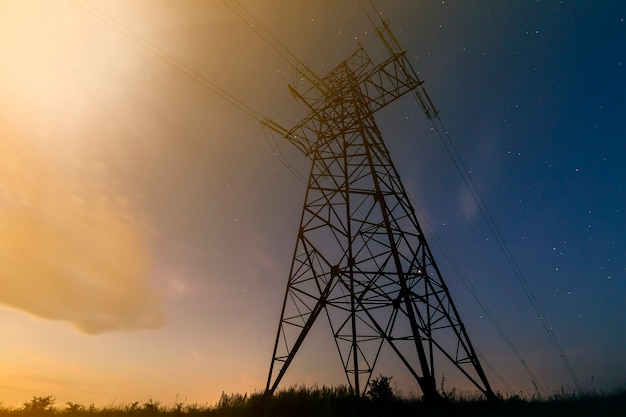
264 44 495 400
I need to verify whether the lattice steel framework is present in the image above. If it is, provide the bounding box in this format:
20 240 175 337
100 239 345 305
264 47 495 400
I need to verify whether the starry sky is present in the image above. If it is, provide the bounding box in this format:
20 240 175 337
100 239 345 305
0 0 624 407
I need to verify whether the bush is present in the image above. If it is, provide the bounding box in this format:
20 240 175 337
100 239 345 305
22 396 56 412
368 375 395 402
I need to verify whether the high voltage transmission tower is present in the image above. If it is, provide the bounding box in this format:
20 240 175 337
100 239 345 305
263 30 496 400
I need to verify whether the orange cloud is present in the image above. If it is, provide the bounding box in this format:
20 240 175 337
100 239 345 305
0 132 163 334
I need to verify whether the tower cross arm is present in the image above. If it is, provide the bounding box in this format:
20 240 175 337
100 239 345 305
358 51 424 111
261 118 314 156
282 50 425 157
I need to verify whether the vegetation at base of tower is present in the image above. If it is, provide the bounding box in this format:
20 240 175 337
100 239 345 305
2 386 625 417
367 374 396 403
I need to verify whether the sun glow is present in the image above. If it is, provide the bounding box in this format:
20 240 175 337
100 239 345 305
0 1 143 145
0 1 164 334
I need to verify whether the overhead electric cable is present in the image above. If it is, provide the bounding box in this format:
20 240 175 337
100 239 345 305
223 0 328 93
222 1 294 67
69 0 264 122
401 114 544 393
69 0 309 181
429 117 582 393
261 127 307 184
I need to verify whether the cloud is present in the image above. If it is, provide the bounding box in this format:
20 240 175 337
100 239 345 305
0 132 163 334
456 184 480 220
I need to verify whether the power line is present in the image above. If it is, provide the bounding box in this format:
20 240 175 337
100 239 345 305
68 0 309 181
401 114 544 394
260 126 307 184
429 117 582 392
69 0 264 122
222 0 294 66
223 0 328 93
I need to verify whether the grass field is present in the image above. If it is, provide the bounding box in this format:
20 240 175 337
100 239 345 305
2 385 626 417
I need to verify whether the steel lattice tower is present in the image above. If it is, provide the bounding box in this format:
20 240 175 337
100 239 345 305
264 46 495 401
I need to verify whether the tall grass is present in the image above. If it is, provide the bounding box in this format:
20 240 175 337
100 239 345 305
2 386 625 417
